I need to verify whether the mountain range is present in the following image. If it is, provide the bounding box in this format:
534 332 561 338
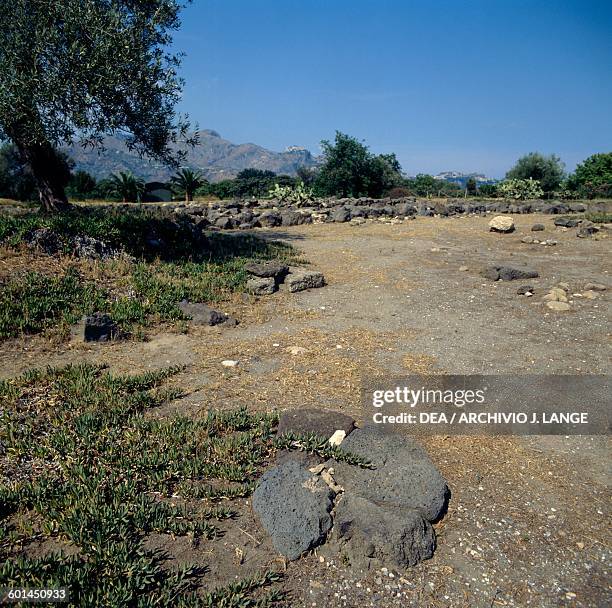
67 130 496 186
67 130 318 183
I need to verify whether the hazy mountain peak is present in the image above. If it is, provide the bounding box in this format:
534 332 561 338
68 130 318 183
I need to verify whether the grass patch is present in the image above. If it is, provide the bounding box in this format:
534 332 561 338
583 212 612 224
0 363 284 606
0 207 300 340
0 364 369 605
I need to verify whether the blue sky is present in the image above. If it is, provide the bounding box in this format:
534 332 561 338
173 0 612 178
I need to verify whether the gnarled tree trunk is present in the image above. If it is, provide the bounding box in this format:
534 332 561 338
18 141 72 213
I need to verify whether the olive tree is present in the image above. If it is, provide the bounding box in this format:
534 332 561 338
0 0 194 212
505 152 565 194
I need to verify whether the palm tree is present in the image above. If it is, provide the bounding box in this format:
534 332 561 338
170 168 205 202
108 171 145 203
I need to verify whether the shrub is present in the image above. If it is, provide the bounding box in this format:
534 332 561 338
498 178 544 200
268 182 314 205
386 186 412 198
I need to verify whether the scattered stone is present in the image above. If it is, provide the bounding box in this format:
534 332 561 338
488 215 515 233
350 217 366 226
214 216 235 230
531 224 545 231
257 211 282 228
327 494 435 570
331 426 449 522
481 265 539 281
286 345 308 355
584 282 606 291
331 208 351 223
244 260 289 279
582 290 598 300
25 228 62 254
328 430 346 447
277 409 355 439
285 269 326 292
320 468 342 493
543 291 568 303
577 225 599 238
221 360 239 367
546 301 571 311
178 300 236 326
71 312 120 342
246 276 276 296
517 285 534 295
459 265 469 272
252 460 335 560
554 217 580 228
521 236 535 244
72 235 120 260
557 282 570 291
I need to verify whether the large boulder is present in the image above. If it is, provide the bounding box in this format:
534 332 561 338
577 224 600 238
72 235 120 260
72 312 120 342
554 217 580 228
178 300 237 326
257 211 282 228
214 216 235 230
331 207 351 223
246 276 276 296
328 494 435 570
285 268 326 292
488 215 515 233
481 265 539 281
394 202 417 217
277 409 355 440
244 260 289 279
25 228 62 255
330 426 449 522
252 460 335 560
280 210 311 226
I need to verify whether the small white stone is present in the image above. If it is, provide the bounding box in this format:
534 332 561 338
328 430 346 446
286 346 308 355
221 360 238 367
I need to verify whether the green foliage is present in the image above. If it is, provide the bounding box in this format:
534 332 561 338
233 169 279 198
0 364 285 606
108 171 146 203
0 0 192 164
0 142 37 201
402 174 463 197
498 177 544 200
268 181 314 205
0 269 106 338
314 132 403 198
170 168 206 202
0 143 75 202
506 152 565 193
582 212 612 224
566 152 612 199
196 170 301 200
274 432 373 468
66 170 97 201
477 183 498 197
466 177 478 196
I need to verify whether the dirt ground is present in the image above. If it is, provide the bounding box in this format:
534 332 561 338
2 214 610 607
